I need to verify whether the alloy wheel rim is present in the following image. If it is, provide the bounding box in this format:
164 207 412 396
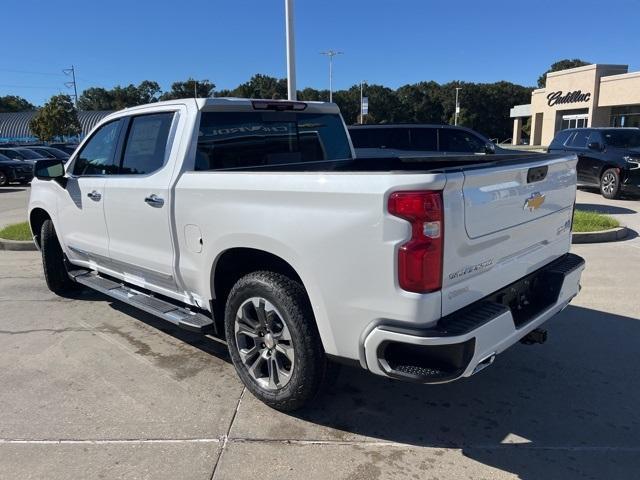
234 297 295 390
602 173 616 194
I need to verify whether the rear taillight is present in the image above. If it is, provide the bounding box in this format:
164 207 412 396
388 191 444 293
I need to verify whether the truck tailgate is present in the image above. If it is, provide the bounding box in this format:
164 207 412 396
441 154 578 317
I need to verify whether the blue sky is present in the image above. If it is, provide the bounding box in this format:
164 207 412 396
1 0 638 105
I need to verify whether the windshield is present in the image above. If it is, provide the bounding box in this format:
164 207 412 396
602 129 640 148
196 112 352 170
16 149 44 159
0 149 22 160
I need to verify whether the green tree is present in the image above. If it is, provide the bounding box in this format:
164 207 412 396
160 78 215 100
77 87 113 110
396 82 443 123
0 95 35 112
537 59 590 88
77 80 162 110
29 94 81 141
230 74 287 99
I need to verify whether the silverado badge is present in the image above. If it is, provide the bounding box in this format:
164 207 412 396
524 192 545 212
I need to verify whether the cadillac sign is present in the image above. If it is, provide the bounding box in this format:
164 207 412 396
547 90 591 107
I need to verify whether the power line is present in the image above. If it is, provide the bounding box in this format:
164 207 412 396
0 68 64 77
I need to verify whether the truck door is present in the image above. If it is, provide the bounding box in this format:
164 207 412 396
57 119 123 267
102 110 181 294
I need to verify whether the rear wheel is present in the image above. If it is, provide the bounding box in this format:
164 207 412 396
0 171 8 187
41 219 78 296
600 168 620 199
224 271 330 411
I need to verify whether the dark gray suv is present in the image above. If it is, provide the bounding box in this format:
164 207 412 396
547 127 640 199
348 124 511 158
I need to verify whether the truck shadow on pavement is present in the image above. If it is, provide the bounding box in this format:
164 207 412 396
291 305 640 479
88 292 640 479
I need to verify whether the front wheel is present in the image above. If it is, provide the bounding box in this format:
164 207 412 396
0 171 8 187
224 271 330 411
41 219 78 296
600 168 621 199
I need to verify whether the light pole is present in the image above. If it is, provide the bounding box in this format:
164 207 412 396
360 80 366 124
320 50 343 102
285 0 297 100
454 87 462 126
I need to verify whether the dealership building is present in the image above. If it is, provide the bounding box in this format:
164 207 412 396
511 63 640 146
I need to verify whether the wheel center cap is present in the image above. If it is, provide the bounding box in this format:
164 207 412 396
264 333 276 350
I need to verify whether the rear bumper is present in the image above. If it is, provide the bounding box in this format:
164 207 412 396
363 253 585 383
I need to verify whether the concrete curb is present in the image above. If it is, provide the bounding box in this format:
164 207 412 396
0 238 37 251
572 226 628 244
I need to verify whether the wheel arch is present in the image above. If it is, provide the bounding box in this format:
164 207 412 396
210 248 305 331
29 208 52 249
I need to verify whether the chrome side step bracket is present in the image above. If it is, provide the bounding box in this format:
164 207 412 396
72 271 213 334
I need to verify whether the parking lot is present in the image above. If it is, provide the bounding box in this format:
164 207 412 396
1 186 639 479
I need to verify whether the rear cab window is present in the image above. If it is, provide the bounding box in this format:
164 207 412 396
196 112 352 170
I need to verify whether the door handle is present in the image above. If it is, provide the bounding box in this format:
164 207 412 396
87 190 102 201
144 194 165 207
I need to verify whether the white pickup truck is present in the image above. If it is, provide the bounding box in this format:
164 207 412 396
29 98 585 410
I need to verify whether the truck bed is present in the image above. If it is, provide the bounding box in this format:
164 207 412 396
208 152 561 173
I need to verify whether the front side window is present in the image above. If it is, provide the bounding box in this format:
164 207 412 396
569 130 590 149
196 112 352 170
72 120 121 176
549 130 573 149
439 128 486 153
120 113 174 175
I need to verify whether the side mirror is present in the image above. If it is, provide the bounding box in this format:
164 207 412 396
34 159 65 180
587 141 603 151
484 142 496 154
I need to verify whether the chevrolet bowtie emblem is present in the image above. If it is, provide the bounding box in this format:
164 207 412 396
524 192 545 211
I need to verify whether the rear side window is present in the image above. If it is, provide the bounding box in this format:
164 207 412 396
120 113 174 175
568 130 590 149
196 112 352 170
348 128 410 150
549 130 573 149
72 120 122 176
409 128 437 150
439 128 486 153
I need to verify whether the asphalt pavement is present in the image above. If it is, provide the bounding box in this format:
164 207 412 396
0 186 639 479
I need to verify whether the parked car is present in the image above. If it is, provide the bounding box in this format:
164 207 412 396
0 147 44 162
48 143 78 155
28 98 584 411
0 153 33 186
26 146 70 161
348 124 516 158
548 127 640 199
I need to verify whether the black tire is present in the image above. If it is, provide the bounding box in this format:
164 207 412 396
41 219 78 296
0 170 8 187
600 168 621 199
224 271 331 411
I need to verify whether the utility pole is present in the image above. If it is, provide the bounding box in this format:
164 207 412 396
285 0 297 100
63 65 78 106
454 87 462 126
320 50 343 102
360 80 366 124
